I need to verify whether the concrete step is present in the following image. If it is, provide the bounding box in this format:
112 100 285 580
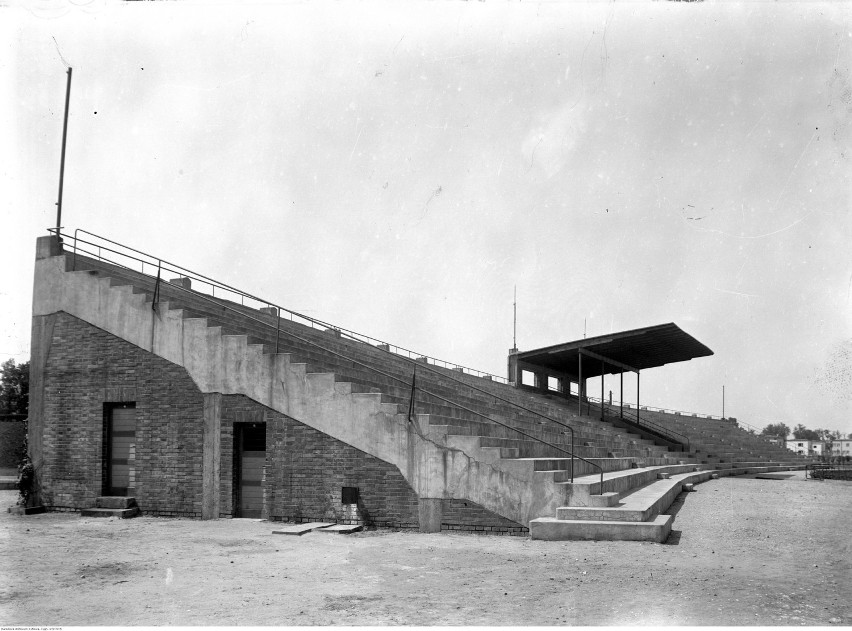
529 514 673 542
81 507 140 519
96 496 137 509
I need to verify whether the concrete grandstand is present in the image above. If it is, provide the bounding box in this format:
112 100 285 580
25 231 813 541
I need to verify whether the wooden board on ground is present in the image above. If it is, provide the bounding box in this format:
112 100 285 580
271 522 334 536
315 524 363 534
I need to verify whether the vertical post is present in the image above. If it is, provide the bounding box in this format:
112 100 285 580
636 371 640 421
275 313 281 354
578 352 583 415
600 360 605 421
407 366 417 423
620 371 624 420
56 67 72 239
512 285 517 351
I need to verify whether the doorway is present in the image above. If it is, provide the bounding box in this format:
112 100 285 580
104 403 136 496
234 422 266 518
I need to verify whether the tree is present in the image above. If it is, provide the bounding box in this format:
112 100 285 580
792 424 822 440
761 422 790 439
0 359 29 417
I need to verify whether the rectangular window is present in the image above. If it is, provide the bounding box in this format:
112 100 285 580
342 487 359 504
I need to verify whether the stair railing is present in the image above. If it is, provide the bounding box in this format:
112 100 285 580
50 228 606 491
64 228 508 383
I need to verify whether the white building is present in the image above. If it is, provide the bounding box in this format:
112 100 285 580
786 439 824 456
829 439 852 457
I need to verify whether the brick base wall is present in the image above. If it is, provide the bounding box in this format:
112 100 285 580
37 312 205 516
441 499 528 536
220 395 421 529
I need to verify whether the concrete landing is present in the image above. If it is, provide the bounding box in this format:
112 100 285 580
271 522 334 535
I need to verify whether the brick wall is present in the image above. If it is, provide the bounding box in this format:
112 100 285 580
442 499 528 536
220 395 421 529
0 420 26 469
39 312 205 516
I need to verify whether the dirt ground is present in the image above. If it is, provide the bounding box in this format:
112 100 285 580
1 472 850 627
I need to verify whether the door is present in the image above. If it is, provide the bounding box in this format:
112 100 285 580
106 403 136 496
235 423 266 518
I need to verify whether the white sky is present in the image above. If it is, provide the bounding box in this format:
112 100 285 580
2 1 851 435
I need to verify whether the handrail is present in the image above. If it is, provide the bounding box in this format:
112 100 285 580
585 395 691 451
585 395 728 422
601 397 785 451
48 228 609 490
65 228 509 383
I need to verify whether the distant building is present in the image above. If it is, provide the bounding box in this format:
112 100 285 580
829 439 852 457
786 439 824 456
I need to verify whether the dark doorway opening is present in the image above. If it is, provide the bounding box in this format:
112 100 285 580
104 403 136 497
234 422 266 518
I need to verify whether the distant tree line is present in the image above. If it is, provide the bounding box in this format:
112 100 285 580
1 359 29 474
760 421 850 443
0 359 28 418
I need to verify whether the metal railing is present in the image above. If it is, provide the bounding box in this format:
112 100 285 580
805 462 852 481
581 395 795 452
49 228 606 490
64 228 508 382
586 396 728 421
583 396 691 451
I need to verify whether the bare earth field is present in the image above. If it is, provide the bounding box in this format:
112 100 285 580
1 472 850 626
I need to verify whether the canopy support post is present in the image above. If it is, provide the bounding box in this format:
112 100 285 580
578 352 583 416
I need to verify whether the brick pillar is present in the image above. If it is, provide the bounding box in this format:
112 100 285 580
202 393 222 520
27 236 63 508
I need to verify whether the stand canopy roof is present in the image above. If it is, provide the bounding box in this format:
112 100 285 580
514 322 713 379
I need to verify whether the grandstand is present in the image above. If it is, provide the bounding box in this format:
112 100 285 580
25 231 812 541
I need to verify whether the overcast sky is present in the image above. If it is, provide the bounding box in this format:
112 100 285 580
3 1 850 435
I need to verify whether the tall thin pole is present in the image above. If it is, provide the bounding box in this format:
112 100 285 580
56 67 73 239
512 285 517 350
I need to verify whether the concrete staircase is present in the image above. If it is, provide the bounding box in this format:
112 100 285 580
33 246 810 540
529 461 799 541
80 496 140 519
